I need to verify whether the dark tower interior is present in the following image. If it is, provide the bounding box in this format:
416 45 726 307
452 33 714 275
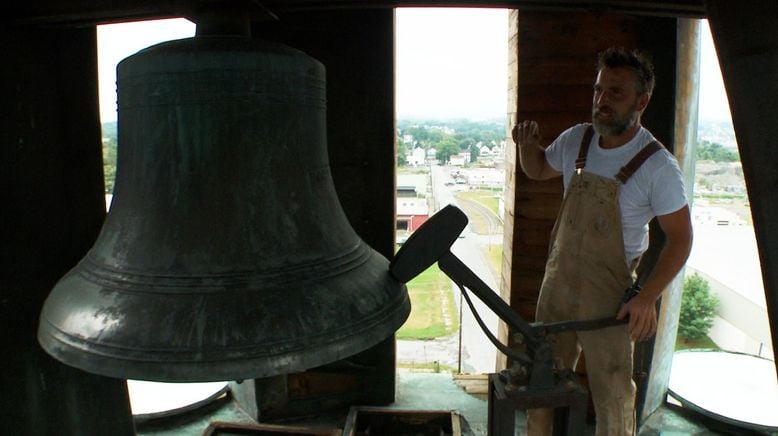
2 1 777 434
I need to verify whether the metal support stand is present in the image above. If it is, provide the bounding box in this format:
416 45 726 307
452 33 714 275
487 372 588 436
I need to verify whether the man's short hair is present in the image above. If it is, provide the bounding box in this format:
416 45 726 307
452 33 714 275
597 47 655 95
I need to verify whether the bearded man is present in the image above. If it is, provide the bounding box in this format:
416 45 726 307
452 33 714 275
512 47 693 436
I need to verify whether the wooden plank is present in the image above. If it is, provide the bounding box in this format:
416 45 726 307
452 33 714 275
516 174 563 195
342 407 462 436
515 219 555 246
518 85 593 112
514 303 538 322
453 373 488 380
511 255 548 272
0 1 708 28
519 11 641 56
203 421 340 435
511 272 544 294
516 193 562 220
465 385 489 395
508 239 549 258
451 411 463 435
514 110 591 141
520 55 599 86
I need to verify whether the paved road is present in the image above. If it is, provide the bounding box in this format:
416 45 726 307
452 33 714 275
456 195 504 237
397 165 501 374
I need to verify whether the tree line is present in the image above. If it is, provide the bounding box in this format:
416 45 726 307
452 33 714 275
102 122 118 194
396 118 506 166
696 139 739 162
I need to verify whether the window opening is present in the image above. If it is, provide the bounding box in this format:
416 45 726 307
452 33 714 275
394 7 509 376
668 20 777 432
98 17 195 210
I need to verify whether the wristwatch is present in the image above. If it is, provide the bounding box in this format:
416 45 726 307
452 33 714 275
622 283 642 303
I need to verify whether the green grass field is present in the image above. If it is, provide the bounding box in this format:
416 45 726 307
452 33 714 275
675 335 719 351
396 263 459 340
455 189 501 216
454 190 503 236
482 243 503 279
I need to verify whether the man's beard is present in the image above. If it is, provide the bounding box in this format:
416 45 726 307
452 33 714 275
592 103 638 137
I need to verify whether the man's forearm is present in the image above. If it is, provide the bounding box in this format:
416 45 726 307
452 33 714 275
512 121 561 181
617 203 692 341
518 143 549 180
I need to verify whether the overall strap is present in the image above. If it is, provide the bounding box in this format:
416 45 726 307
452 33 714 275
615 141 664 183
575 124 595 169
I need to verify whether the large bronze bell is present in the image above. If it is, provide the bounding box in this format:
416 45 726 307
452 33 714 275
37 32 410 382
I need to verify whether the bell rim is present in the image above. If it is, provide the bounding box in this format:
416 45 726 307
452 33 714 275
37 289 410 382
38 246 411 382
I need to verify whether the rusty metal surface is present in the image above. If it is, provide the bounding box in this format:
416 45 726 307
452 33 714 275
37 35 410 382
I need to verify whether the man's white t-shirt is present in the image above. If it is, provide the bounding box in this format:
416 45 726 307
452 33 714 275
544 123 688 264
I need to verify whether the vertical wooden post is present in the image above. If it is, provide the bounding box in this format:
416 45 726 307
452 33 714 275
0 25 135 435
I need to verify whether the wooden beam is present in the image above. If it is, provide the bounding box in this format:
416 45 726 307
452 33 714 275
4 0 705 27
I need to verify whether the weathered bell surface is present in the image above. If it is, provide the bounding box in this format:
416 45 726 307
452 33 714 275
37 35 410 382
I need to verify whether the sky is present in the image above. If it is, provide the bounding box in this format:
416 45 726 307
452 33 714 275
697 20 733 122
395 8 509 120
95 9 509 123
97 18 195 122
96 10 729 124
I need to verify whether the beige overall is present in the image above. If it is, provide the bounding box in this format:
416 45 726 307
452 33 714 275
527 126 662 436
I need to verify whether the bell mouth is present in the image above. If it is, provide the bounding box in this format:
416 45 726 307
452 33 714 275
39 242 410 382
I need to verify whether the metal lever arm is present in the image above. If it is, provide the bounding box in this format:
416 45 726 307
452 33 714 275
390 204 545 350
438 251 545 350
